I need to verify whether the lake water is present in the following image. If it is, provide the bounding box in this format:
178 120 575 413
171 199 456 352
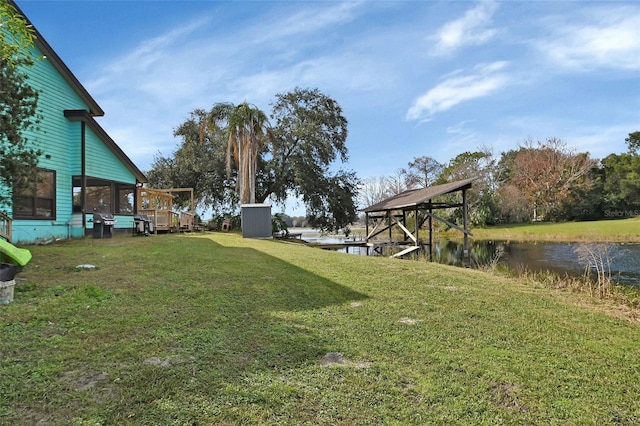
295 229 640 287
434 239 640 287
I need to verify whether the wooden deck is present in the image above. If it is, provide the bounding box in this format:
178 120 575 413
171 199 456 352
137 187 196 234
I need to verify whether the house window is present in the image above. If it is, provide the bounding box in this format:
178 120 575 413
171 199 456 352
13 169 56 219
71 177 135 215
116 185 134 214
85 184 111 213
72 186 82 212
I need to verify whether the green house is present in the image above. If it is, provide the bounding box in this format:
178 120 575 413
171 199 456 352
3 1 147 244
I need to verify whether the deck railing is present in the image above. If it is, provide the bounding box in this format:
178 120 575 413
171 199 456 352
0 212 12 242
179 211 195 231
139 209 180 233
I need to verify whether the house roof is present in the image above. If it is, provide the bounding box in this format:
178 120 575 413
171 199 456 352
10 0 104 116
363 177 476 213
64 110 147 183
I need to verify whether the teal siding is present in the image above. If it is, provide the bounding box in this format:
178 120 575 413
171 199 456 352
67 122 83 176
85 128 136 183
84 126 136 234
11 45 88 243
8 44 139 243
83 126 138 234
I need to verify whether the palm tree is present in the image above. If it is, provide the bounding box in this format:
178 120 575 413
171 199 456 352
205 102 270 205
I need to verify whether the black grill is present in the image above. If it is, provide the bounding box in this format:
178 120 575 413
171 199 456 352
93 212 115 225
93 212 115 238
133 214 152 236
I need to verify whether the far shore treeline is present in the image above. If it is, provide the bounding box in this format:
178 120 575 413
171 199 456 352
357 133 640 227
148 87 638 230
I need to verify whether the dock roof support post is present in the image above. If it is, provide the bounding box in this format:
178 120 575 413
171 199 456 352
365 212 369 243
402 210 407 243
428 204 433 262
463 188 470 267
414 207 419 247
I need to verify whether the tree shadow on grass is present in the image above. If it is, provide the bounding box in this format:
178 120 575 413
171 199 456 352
174 236 368 363
3 235 369 424
100 236 369 421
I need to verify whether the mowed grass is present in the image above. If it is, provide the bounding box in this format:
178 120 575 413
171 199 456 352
472 217 640 242
1 232 639 425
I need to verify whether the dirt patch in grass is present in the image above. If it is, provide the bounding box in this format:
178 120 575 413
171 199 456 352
398 317 421 325
489 382 528 413
143 356 171 368
320 352 372 369
5 347 116 423
62 369 111 393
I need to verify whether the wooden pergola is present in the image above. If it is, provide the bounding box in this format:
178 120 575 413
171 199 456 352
363 177 476 263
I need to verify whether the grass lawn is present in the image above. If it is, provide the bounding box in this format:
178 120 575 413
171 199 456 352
2 232 639 424
471 217 640 242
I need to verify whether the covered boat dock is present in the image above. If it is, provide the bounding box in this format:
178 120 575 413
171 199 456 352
363 177 476 263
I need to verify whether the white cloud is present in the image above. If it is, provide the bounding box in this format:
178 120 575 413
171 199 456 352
446 121 478 146
87 17 212 93
429 1 498 56
256 1 364 42
230 53 385 104
86 1 374 104
79 1 375 169
537 7 640 71
406 61 510 121
58 0 636 183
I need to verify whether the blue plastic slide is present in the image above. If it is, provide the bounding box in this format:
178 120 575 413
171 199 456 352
0 239 32 267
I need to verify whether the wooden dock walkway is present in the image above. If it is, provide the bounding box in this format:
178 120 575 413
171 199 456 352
308 241 370 250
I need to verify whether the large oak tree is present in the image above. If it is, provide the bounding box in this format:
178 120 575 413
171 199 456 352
150 88 360 232
437 149 497 226
405 155 444 188
265 88 359 231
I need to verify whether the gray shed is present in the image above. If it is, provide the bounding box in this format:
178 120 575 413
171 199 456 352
241 204 272 239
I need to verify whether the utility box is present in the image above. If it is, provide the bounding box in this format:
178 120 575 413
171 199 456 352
241 204 272 239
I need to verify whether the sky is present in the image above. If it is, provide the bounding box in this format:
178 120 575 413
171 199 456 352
15 0 640 214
